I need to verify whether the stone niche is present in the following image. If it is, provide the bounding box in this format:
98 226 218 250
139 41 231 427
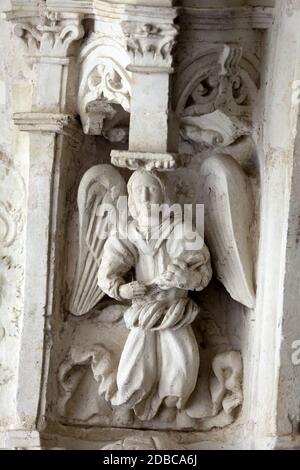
1 0 300 451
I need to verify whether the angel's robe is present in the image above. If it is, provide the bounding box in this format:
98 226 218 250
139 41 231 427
98 217 212 421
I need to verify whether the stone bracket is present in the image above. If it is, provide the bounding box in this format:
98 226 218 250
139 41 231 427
111 150 191 171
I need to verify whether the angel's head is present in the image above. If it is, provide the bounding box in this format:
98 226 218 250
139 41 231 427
127 170 171 225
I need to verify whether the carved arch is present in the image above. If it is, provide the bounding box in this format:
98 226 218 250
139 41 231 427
174 44 260 118
78 35 132 138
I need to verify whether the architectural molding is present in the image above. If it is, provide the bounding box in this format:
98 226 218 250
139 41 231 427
13 112 84 149
5 2 274 30
111 150 190 171
179 6 274 30
4 1 177 24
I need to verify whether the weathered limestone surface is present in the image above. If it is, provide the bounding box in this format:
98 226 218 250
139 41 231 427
0 0 32 448
1 0 300 451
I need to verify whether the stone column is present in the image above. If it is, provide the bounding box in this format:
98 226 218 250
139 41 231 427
2 7 84 449
111 4 182 171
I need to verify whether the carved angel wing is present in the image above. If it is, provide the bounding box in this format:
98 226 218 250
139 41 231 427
69 164 127 316
200 153 256 308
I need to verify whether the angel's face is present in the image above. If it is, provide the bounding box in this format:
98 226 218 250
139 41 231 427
131 173 164 225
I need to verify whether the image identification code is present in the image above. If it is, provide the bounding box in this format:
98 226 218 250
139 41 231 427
103 454 198 467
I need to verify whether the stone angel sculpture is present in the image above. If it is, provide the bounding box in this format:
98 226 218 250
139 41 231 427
67 155 255 425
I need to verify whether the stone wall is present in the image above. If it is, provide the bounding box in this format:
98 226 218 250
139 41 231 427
1 0 300 451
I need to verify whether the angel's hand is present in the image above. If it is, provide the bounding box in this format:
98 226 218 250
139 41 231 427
155 260 190 290
119 281 147 300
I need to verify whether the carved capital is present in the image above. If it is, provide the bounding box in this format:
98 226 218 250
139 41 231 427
175 44 260 122
121 20 178 72
6 9 84 60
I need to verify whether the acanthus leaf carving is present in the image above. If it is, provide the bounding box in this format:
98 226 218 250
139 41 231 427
121 21 178 72
10 9 84 59
13 22 42 53
0 157 26 404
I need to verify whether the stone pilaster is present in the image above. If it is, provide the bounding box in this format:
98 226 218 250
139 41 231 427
3 5 84 448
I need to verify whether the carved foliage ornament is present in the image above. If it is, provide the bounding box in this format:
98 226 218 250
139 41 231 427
122 21 178 71
13 9 84 58
175 44 260 119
